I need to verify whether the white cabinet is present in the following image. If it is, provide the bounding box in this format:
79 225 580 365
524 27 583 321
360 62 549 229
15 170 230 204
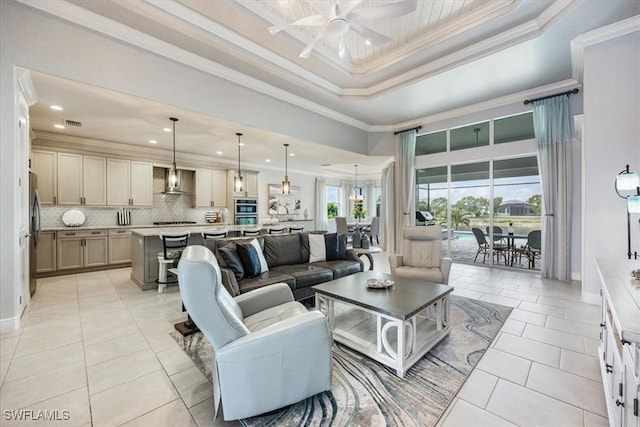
597 258 640 427
229 170 258 198
107 159 153 206
195 168 227 207
57 153 106 206
31 150 57 205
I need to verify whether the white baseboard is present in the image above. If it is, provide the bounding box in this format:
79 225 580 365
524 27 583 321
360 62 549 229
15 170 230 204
582 291 600 306
0 316 20 333
571 271 581 281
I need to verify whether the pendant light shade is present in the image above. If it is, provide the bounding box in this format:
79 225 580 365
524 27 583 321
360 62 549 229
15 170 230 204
282 143 291 195
163 117 186 194
234 133 244 193
349 164 364 201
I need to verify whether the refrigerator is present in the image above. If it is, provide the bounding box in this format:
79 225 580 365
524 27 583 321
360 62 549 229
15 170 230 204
29 172 41 296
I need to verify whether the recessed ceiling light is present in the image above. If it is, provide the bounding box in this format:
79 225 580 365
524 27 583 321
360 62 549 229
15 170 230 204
290 153 295 156
365 39 372 46
149 140 157 144
216 151 223 155
163 127 171 132
239 143 245 146
50 105 63 111
265 159 271 162
54 124 65 129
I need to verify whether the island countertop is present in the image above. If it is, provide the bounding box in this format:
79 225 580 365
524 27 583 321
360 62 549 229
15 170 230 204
129 224 305 237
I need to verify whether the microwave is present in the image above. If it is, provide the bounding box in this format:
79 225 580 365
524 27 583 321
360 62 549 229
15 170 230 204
235 198 258 215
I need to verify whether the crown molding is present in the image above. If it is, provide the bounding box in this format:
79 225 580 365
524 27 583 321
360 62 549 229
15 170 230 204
571 14 640 83
17 0 370 131
369 79 581 133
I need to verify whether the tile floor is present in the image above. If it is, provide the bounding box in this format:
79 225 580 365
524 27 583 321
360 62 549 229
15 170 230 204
0 252 607 426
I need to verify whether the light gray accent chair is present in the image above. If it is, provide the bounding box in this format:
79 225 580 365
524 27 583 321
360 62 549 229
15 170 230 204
389 226 453 285
177 245 332 421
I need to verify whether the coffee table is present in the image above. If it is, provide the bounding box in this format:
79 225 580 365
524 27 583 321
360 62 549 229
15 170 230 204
313 271 453 378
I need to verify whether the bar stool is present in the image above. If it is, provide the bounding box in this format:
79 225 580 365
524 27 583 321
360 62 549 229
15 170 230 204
241 229 261 236
157 232 190 293
288 226 304 233
202 230 228 239
268 227 285 234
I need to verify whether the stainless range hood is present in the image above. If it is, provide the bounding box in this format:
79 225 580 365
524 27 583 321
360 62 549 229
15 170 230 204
163 168 187 195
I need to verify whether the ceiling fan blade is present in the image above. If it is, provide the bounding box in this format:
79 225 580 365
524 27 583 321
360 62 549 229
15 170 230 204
268 14 327 35
349 22 393 47
299 27 329 59
338 33 351 61
336 0 362 19
350 0 417 21
306 1 333 19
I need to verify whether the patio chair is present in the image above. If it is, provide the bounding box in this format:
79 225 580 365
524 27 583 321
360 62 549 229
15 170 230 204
522 230 542 269
472 228 506 265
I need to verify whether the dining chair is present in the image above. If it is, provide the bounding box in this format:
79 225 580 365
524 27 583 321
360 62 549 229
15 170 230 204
157 232 190 293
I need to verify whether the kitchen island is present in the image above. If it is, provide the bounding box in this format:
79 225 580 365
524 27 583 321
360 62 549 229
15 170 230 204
130 223 310 290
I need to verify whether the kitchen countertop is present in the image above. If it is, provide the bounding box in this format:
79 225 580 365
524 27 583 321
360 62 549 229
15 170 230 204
129 224 303 236
44 221 313 233
42 223 219 232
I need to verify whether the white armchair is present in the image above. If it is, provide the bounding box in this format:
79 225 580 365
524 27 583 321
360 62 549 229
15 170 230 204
177 245 332 420
389 226 452 285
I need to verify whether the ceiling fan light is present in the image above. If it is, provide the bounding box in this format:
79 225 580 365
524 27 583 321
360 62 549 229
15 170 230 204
328 18 349 34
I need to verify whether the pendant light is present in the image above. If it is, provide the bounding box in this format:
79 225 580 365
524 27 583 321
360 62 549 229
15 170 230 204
234 132 244 193
164 117 185 194
282 143 291 195
349 164 364 201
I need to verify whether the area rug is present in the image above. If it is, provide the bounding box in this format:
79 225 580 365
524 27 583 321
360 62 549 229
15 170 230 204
173 295 511 426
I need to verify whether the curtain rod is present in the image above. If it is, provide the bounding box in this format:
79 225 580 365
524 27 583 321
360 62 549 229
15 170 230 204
524 88 579 105
394 125 422 135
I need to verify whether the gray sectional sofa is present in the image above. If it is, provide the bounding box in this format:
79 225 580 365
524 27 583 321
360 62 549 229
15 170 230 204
204 232 364 301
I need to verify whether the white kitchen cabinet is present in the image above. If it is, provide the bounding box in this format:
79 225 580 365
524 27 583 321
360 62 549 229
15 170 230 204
31 150 57 205
130 161 153 206
107 159 153 206
36 231 56 273
57 153 106 206
229 170 258 198
195 168 227 207
109 229 132 264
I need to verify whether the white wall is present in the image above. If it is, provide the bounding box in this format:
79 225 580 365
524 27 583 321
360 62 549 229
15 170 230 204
582 31 640 301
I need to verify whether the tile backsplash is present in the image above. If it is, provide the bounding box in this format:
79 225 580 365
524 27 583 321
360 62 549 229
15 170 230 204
40 168 222 228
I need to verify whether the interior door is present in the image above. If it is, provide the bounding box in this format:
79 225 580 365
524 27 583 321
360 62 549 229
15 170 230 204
18 94 30 316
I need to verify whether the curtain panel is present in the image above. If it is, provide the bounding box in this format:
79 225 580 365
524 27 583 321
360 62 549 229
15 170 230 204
315 177 327 232
381 163 396 254
532 95 573 280
365 181 376 221
394 130 417 252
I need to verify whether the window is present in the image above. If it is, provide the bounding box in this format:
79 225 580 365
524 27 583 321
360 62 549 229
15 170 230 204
494 112 535 144
416 130 446 155
450 122 489 151
375 186 381 217
326 185 341 219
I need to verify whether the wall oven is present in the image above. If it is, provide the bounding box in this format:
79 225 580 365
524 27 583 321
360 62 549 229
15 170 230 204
235 215 258 225
234 198 258 225
235 198 258 215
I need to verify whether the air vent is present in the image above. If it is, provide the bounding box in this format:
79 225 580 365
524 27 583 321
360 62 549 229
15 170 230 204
64 119 82 127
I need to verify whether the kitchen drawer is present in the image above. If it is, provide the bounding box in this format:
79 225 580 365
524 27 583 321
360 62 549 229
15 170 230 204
108 229 132 237
58 229 108 238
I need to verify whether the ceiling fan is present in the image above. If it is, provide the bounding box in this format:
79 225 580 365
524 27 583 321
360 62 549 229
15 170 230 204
268 0 417 60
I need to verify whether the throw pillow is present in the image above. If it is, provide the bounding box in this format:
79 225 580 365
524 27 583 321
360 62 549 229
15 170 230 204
236 244 262 277
324 233 339 261
309 233 326 263
217 247 245 281
249 238 269 273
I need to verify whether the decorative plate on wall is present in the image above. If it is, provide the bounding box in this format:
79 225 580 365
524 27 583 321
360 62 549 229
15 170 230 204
62 209 86 227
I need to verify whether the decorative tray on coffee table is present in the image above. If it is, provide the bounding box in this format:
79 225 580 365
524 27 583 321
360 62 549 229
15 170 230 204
366 278 394 289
